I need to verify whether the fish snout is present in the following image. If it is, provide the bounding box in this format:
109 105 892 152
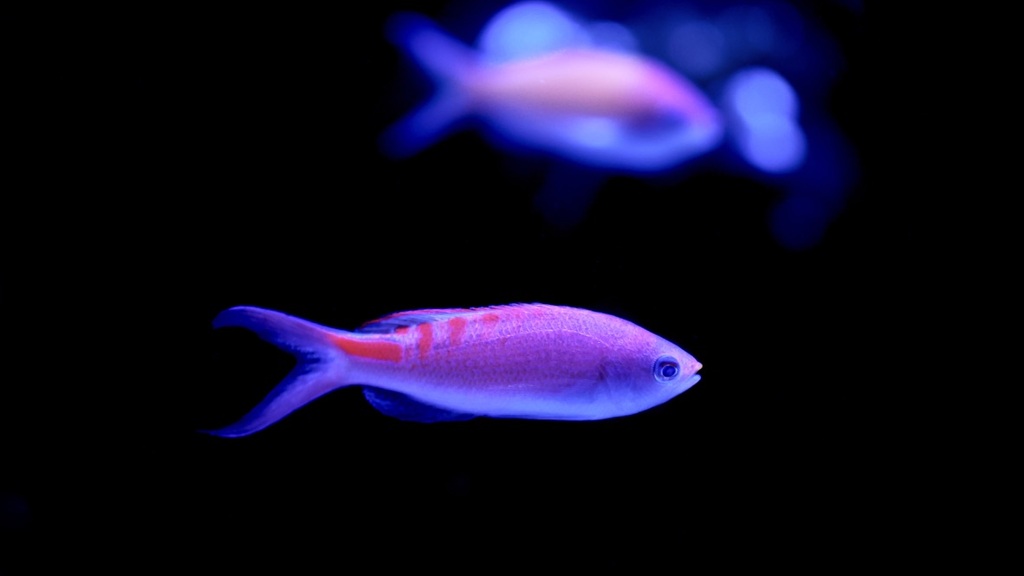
680 355 702 388
679 352 702 376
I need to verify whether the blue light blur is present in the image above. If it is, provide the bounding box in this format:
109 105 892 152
723 66 806 174
477 1 589 62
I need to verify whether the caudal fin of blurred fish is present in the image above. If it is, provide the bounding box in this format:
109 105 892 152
380 11 478 158
203 307 348 438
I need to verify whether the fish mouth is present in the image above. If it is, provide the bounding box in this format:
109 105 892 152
682 374 701 389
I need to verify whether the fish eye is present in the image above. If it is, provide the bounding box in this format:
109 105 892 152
653 355 681 382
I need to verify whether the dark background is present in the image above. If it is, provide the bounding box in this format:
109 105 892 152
4 0 892 568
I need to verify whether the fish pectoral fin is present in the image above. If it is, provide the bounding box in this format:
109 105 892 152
362 387 477 423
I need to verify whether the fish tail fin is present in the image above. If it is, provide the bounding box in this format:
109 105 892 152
380 12 478 158
386 11 476 87
203 306 351 438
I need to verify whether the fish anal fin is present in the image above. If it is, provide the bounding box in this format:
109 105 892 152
363 387 476 423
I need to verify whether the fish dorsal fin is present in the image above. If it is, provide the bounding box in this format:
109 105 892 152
355 308 478 334
362 387 477 423
355 303 556 334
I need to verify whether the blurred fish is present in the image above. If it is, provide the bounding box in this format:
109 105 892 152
380 8 723 173
206 303 702 437
380 0 859 249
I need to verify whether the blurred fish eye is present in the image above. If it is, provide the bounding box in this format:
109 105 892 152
653 355 680 382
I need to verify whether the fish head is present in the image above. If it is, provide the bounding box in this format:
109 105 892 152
602 333 702 416
648 338 703 400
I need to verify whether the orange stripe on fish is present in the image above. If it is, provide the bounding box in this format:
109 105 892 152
417 323 433 360
482 312 500 327
330 334 402 362
448 317 467 348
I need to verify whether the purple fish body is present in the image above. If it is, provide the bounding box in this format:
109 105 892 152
206 304 702 437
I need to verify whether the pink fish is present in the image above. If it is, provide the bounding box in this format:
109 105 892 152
380 10 723 172
206 304 702 437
